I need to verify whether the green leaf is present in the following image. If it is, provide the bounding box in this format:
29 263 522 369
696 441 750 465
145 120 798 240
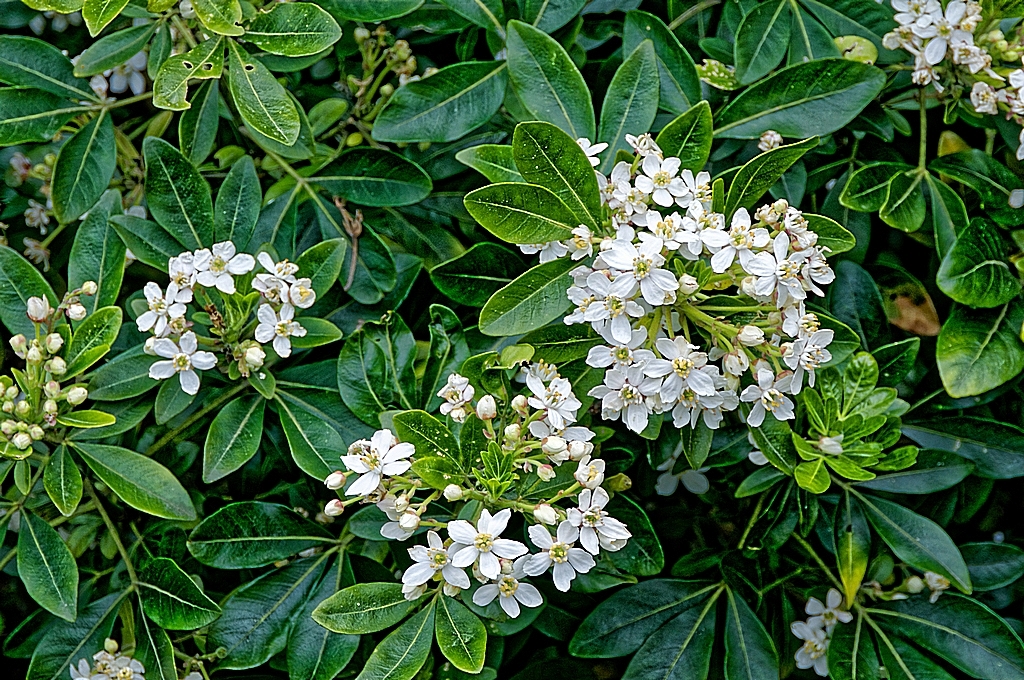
337 222 396 304
733 0 791 85
63 305 122 378
714 59 886 139
86 344 159 400
654 101 714 173
937 218 1020 308
734 467 787 498
871 337 919 387
835 493 870 609
436 595 487 673
135 605 177 680
879 170 926 233
827 260 887 350
930 150 1024 227
227 39 300 145
455 144 525 183
394 409 460 461
430 243 523 307
421 304 469 412
245 2 341 56
927 173 969 261
82 0 130 36
872 595 1024 679
902 416 1024 479
152 38 224 111
597 40 659 174
506 20 595 140
606 495 664 576
827 614 882 680
840 162 911 212
858 450 973 494
144 136 214 249
188 501 333 568
68 189 125 314
313 583 420 634
26 592 122 680
936 298 1024 399
179 78 220 164
74 23 156 76
296 237 346 298
521 324 601 364
290 317 343 349
858 493 971 593
214 155 261 247
723 587 779 680
208 556 329 670
0 36 97 101
17 509 78 621
795 458 831 493
438 0 503 29
336 312 417 423
355 602 435 680
71 442 197 521
621 589 718 680
318 0 423 21
275 393 346 479
464 182 578 245
961 542 1024 592
109 215 185 271
0 245 58 337
806 213 856 256
570 580 721 657
479 256 576 336
513 121 601 228
315 148 432 207
0 89 83 145
192 0 243 35
521 0 584 32
748 417 797 473
288 556 359 680
44 445 82 517
203 394 265 483
51 111 116 224
724 137 818 214
373 61 508 143
623 10 701 114
56 410 117 428
139 557 222 630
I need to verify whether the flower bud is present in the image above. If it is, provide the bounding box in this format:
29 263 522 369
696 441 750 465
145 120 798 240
44 333 64 354
26 296 50 322
66 386 88 405
7 386 20 400
0 420 13 435
45 356 66 375
499 558 514 575
11 432 32 450
29 425 43 440
541 436 567 455
15 400 30 416
9 334 27 357
503 423 521 441
511 394 529 416
26 346 42 364
1 402 11 414
537 464 556 481
354 27 370 43
568 440 592 460
244 344 265 369
442 582 462 597
43 399 57 415
324 471 346 490
394 495 411 513
44 381 60 398
737 325 765 347
398 511 420 531
380 83 394 97
324 499 345 517
66 303 87 321
906 576 924 594
104 638 119 655
740 276 759 298
678 274 700 296
533 503 558 525
81 280 98 296
443 484 463 501
476 394 497 420
144 337 158 355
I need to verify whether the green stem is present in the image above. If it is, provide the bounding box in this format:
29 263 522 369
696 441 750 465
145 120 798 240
668 0 721 31
918 89 928 171
85 477 138 586
144 382 247 456
791 532 843 590
736 493 765 550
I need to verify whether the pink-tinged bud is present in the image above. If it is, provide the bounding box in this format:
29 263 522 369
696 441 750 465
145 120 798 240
537 464 556 481
66 386 88 405
45 356 66 376
9 335 27 357
26 346 42 364
44 381 60 398
81 281 98 296
511 394 529 416
44 333 63 353
541 436 567 455
66 303 87 321
533 503 557 525
26 296 50 322
476 394 497 420
737 325 765 347
324 499 345 516
325 471 346 489
398 512 420 531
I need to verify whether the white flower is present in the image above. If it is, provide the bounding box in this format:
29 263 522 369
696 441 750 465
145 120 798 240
918 1 972 65
378 495 417 540
601 236 678 306
783 329 834 394
758 130 783 152
472 557 543 618
137 282 190 336
892 0 940 28
106 51 147 96
194 241 255 294
679 169 713 208
24 199 50 230
581 271 645 343
254 303 306 358
743 234 807 307
533 503 558 525
26 295 51 322
806 588 852 632
576 138 608 167
1017 128 1024 162
792 620 829 677
287 278 316 309
642 210 700 252
524 521 595 591
970 81 998 114
634 155 689 207
403 530 471 594
148 331 216 395
70 658 92 680
644 337 716 400
567 487 631 554
257 251 299 282
656 455 711 495
573 455 605 489
340 429 414 497
586 325 653 370
520 240 569 263
740 366 795 427
924 571 950 602
168 252 196 289
527 375 581 430
438 373 475 422
710 208 769 273
625 133 661 158
818 434 844 455
669 376 738 431
588 365 660 433
448 508 528 579
565 225 594 260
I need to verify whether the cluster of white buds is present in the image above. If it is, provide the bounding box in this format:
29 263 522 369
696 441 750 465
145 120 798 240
323 363 634 611
519 135 837 437
139 244 315 394
791 588 853 677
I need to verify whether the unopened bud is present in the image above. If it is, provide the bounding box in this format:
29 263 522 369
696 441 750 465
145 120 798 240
1 402 11 414
15 400 30 416
28 425 43 440
568 440 591 460
398 511 420 531
26 296 50 322
541 436 567 455
144 337 158 355
44 381 60 398
537 464 556 481
503 423 521 441
476 395 496 420
533 503 557 525
66 303 87 321
605 473 632 492
46 356 66 375
324 471 345 490
324 499 345 517
354 27 370 43
66 386 88 405
737 325 765 347
26 346 42 364
443 484 463 501
244 344 265 369
43 399 57 415
394 495 410 513
0 421 13 435
11 432 32 450
44 333 63 353
379 83 394 97
678 274 699 296
511 394 529 416
104 638 119 655
81 281 98 296
906 576 925 594
9 335 26 356
6 386 20 400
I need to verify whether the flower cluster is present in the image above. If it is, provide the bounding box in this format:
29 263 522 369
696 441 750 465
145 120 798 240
322 364 633 615
791 588 852 677
138 243 314 395
520 135 837 436
1 285 96 458
70 638 145 680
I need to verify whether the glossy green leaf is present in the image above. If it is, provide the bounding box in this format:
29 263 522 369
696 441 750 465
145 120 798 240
227 39 300 145
464 182 578 244
430 242 523 307
144 136 214 249
245 2 342 56
936 298 1024 399
961 542 1024 592
337 313 418 423
288 557 359 680
806 213 856 256
192 0 243 35
438 0 503 30
135 605 177 680
0 89 83 145
724 137 817 214
51 111 116 224
289 317 343 349
82 0 130 36
152 38 224 111
139 558 221 630
902 416 1024 479
479 256 576 336
393 409 460 461
44 446 82 517
456 144 524 183
355 602 435 680
840 162 912 212
295 237 346 298
26 592 122 680
835 493 870 609
723 587 779 680
937 218 1020 308
315 148 432 207
597 40 659 173
313 583 420 634
74 23 156 76
521 0 584 32
655 101 714 173
179 78 219 164
879 170 926 232
18 509 78 621
0 36 97 101
436 595 487 673
930 150 1024 227
871 337 919 387
606 495 664 576
623 10 701 114
927 173 969 261
513 120 601 228
318 0 423 21
0 245 59 337
56 410 116 429
214 155 261 247
63 305 121 378
275 392 346 479
203 395 265 483
109 215 183 271
86 344 159 400
621 589 718 680
733 0 790 84
68 189 125 314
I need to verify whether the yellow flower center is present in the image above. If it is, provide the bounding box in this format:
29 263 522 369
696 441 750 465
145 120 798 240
549 542 569 563
474 533 494 551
